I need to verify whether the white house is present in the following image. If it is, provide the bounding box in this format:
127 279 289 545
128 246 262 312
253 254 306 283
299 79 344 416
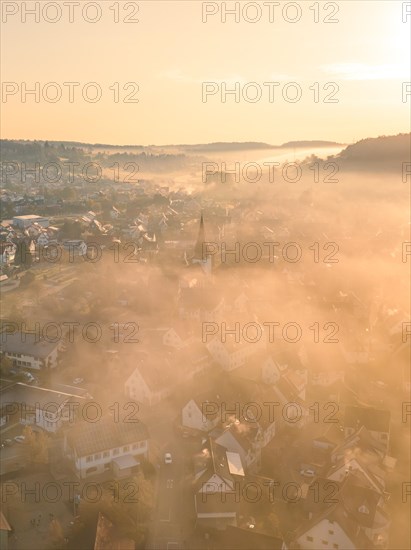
213 421 261 471
13 215 49 229
193 439 244 530
0 383 88 433
182 398 220 432
124 355 175 407
0 332 60 371
206 337 265 372
64 419 149 479
0 242 16 265
295 517 357 550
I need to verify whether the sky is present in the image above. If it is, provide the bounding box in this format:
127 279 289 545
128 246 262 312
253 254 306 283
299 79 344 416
1 0 410 145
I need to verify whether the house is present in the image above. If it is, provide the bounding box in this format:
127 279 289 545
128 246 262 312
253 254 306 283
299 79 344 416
270 376 310 430
193 438 244 530
0 332 60 371
0 511 12 550
64 419 149 479
219 525 287 549
124 352 176 406
213 420 261 471
36 228 58 248
327 456 386 496
13 215 49 229
0 382 87 433
222 375 277 448
125 344 211 406
343 406 391 452
182 397 220 432
206 337 265 372
330 426 387 465
296 471 390 549
0 242 16 265
36 232 50 247
261 355 286 385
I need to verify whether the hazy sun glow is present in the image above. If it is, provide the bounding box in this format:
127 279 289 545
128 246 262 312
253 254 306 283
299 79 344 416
0 0 410 144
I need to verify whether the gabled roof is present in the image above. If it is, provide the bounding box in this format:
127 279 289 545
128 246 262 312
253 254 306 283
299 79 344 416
67 418 149 457
0 511 12 531
193 438 238 492
214 420 259 454
220 525 285 549
328 454 386 496
344 405 391 433
332 425 387 461
0 332 60 358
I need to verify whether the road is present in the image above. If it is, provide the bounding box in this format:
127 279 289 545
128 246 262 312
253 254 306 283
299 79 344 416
148 440 185 550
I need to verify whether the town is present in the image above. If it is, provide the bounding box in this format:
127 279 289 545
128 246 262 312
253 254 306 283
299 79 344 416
0 135 409 549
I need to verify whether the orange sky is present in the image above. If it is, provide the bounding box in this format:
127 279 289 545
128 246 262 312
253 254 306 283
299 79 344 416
1 0 410 145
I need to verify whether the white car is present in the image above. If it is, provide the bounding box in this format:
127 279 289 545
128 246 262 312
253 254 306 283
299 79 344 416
14 436 25 444
164 453 172 465
300 468 316 477
22 372 37 384
72 378 84 385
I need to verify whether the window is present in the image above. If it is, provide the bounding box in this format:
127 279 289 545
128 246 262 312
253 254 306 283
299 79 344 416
306 536 313 542
123 445 130 452
103 451 109 458
113 448 119 456
132 443 138 450
94 453 101 460
86 456 92 463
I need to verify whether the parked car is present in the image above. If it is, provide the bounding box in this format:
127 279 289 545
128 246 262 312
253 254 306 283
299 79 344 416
164 452 172 465
3 439 13 446
14 436 25 443
300 468 316 477
22 371 37 384
72 378 84 385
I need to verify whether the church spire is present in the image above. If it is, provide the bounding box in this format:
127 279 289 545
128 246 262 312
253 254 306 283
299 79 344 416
194 211 206 260
192 211 212 275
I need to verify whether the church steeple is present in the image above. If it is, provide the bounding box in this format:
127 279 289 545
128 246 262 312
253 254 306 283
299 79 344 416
192 211 212 275
194 211 206 260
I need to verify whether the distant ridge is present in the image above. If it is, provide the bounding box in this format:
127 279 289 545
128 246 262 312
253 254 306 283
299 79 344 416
0 139 343 151
281 140 345 148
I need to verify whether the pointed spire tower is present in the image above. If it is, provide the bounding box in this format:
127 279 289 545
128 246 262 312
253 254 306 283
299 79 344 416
194 211 206 260
192 211 212 274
